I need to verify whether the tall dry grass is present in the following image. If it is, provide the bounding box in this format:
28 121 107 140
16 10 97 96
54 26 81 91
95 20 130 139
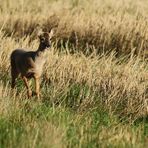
0 30 148 121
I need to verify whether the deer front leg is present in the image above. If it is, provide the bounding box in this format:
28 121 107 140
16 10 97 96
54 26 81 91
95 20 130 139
22 76 32 98
34 76 40 99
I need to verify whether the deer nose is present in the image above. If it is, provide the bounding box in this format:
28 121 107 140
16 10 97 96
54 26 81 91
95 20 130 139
47 44 50 48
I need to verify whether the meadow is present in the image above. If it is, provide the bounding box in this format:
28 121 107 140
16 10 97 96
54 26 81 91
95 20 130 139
0 0 148 147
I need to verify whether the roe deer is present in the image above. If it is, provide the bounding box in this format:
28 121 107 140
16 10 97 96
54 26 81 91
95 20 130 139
10 29 54 99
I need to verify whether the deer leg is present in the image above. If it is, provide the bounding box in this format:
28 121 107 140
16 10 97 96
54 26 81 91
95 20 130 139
34 76 40 99
22 76 32 98
11 68 19 89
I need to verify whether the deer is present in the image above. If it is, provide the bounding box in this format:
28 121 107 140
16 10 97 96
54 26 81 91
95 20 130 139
10 29 54 99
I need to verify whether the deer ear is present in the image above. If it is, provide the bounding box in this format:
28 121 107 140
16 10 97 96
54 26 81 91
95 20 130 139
49 29 54 39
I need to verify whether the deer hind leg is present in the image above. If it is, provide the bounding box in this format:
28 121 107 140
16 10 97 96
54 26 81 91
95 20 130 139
34 76 40 99
11 74 17 89
11 67 19 89
22 76 32 98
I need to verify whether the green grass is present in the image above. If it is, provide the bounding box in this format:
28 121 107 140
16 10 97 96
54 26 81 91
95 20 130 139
0 95 147 148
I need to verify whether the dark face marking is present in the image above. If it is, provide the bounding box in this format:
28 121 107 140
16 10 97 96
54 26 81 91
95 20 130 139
39 32 51 50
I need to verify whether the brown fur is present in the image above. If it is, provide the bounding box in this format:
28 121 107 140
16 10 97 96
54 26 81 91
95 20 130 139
10 30 54 99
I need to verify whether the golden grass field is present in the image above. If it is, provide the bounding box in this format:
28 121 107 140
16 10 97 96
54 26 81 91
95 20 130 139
0 0 148 147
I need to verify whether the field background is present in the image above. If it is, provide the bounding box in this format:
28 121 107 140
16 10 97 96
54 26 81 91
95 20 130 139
0 0 148 147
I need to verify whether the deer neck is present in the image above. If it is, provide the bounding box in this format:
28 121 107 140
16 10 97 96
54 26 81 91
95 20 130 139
36 43 47 56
